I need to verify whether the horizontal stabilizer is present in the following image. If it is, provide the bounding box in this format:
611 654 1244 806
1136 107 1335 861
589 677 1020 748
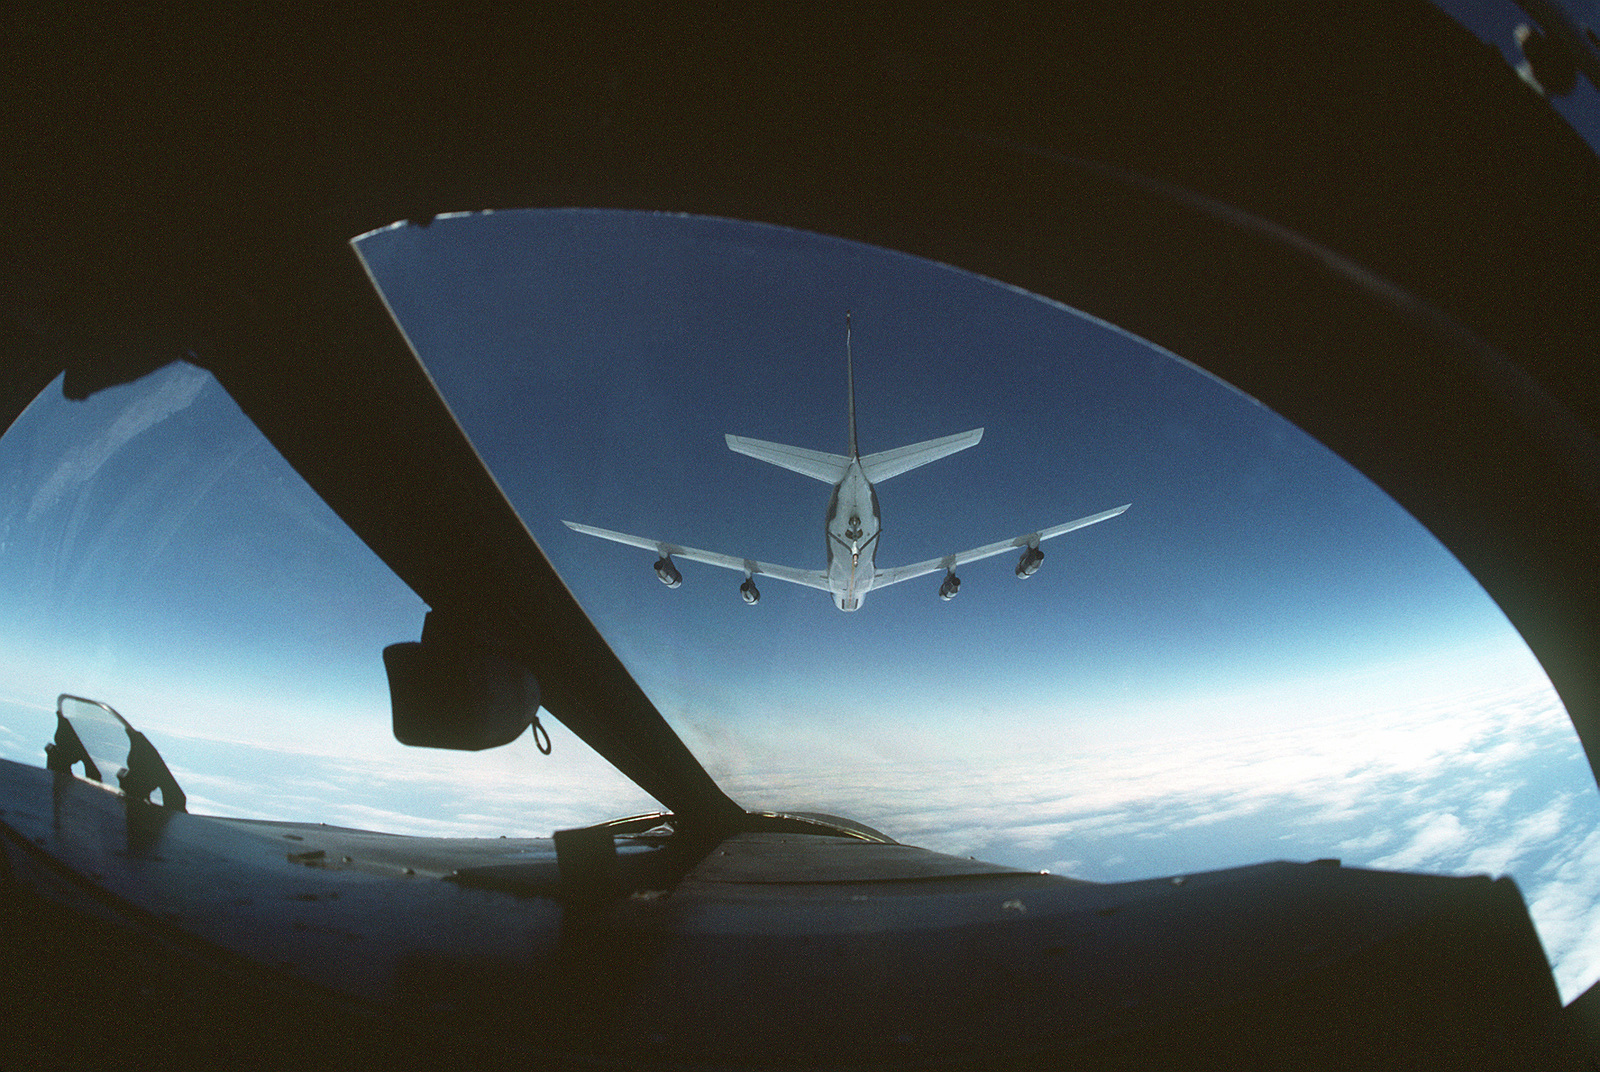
858 428 983 483
725 435 849 484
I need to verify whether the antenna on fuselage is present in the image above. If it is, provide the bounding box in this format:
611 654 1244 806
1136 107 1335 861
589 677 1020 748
846 311 859 459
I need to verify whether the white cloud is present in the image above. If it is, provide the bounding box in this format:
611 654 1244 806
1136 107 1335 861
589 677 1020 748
1337 828 1396 855
6 631 1599 1001
1462 794 1572 876
1368 812 1472 872
711 664 1600 1002
1469 785 1517 822
1525 828 1600 1001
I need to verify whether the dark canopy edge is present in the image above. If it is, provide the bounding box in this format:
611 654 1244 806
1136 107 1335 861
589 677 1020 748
1 0 1597 890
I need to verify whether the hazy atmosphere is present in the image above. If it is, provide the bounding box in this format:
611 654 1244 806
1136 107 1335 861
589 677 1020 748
2 209 1597 999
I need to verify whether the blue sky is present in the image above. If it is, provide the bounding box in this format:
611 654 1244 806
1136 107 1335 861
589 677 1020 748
2 0 1599 1008
357 210 1524 757
2 208 1598 999
0 208 1558 787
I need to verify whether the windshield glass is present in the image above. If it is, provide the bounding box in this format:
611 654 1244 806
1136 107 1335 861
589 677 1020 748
0 360 658 832
357 209 1600 997
1 209 1597 1002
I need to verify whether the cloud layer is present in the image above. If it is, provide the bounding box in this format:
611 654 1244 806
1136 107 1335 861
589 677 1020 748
4 645 1596 1002
710 664 1600 1000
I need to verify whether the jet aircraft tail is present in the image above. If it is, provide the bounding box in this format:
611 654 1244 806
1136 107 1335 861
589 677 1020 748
844 311 982 480
728 313 981 484
729 310 979 486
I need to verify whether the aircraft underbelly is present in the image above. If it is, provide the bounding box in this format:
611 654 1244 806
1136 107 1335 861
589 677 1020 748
825 468 880 610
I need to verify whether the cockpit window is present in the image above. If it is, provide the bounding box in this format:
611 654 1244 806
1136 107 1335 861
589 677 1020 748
1 208 1597 1000
0 360 657 832
356 209 1600 999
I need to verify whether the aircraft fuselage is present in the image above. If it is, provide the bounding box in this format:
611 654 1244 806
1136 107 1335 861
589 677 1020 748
824 459 881 611
563 316 1126 610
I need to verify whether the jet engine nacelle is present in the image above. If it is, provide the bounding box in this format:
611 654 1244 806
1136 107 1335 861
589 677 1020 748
1015 546 1044 578
938 572 961 600
740 578 761 605
654 556 683 588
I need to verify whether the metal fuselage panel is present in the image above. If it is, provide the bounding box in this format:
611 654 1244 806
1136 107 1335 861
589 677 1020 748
824 459 881 611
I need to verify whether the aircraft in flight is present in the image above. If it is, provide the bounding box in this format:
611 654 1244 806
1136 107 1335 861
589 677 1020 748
4 4 1591 1066
563 317 1130 610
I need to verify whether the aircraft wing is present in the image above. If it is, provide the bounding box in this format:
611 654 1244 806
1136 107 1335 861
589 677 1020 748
872 503 1131 588
562 521 833 591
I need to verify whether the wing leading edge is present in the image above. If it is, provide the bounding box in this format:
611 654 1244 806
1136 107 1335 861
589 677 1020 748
872 503 1131 589
562 520 832 591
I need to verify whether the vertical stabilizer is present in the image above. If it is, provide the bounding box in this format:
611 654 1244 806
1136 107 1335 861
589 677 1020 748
846 312 859 459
